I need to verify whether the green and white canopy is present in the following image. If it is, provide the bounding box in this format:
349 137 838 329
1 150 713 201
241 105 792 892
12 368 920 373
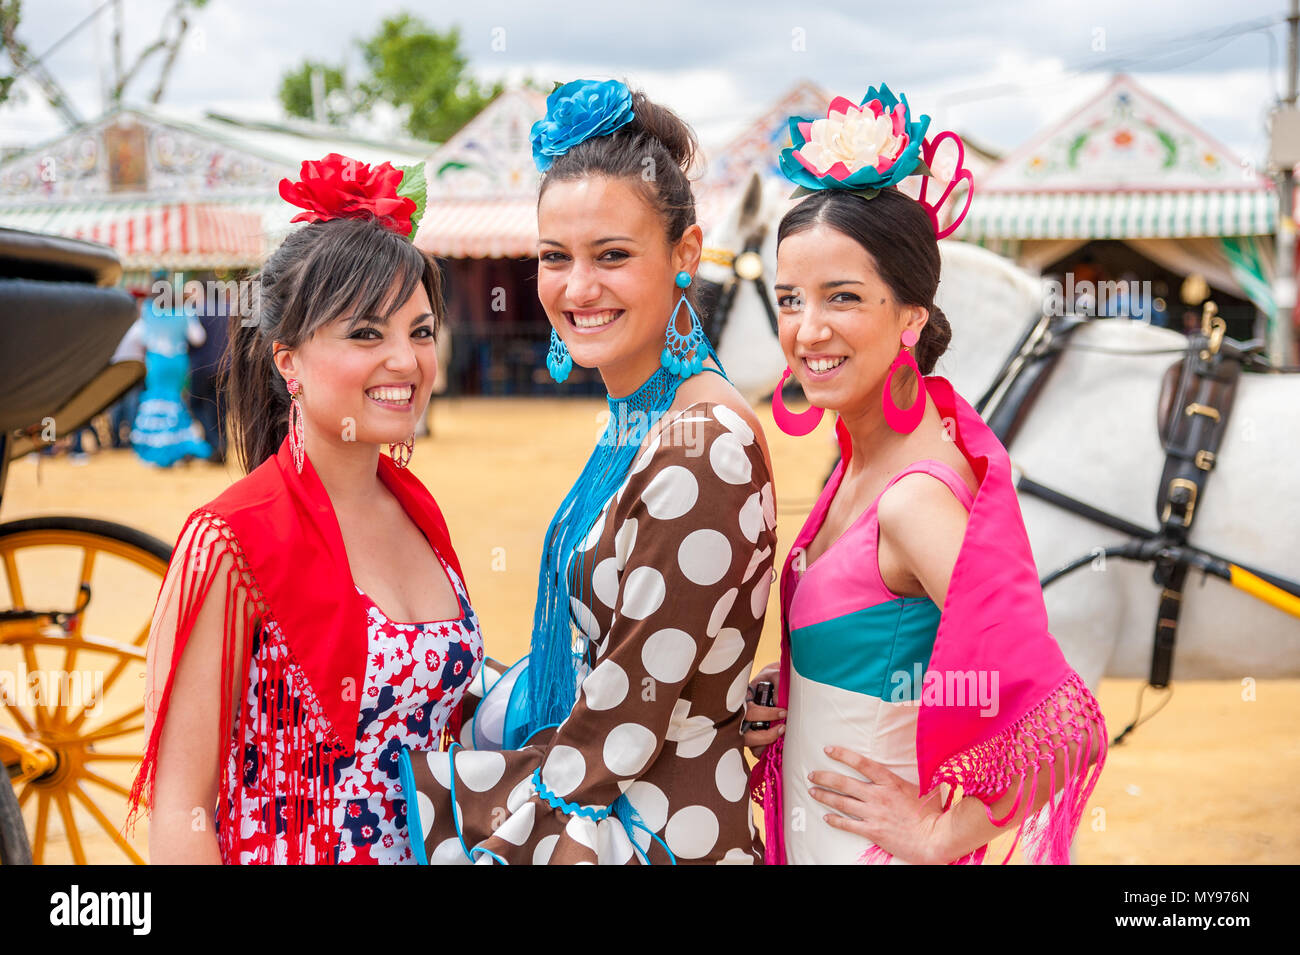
957 74 1279 315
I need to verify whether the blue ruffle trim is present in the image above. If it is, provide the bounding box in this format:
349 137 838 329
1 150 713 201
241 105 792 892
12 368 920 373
397 746 428 865
531 766 611 820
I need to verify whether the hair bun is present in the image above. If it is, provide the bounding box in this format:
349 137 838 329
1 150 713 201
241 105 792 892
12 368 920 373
628 90 698 172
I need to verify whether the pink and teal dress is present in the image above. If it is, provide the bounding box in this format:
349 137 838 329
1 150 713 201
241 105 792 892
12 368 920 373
781 458 973 864
755 376 1108 867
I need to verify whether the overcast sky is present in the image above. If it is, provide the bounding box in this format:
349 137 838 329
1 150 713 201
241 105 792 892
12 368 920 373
1 0 1290 167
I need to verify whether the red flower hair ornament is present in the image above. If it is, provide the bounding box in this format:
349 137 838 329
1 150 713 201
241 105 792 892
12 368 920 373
278 152 425 239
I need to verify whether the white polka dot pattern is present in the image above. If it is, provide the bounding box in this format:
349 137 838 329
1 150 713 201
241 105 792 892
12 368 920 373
641 629 696 684
541 745 586 798
707 588 738 638
738 491 763 543
457 751 506 793
404 403 774 864
603 722 657 777
678 528 731 585
665 805 719 859
592 557 620 608
619 566 665 620
641 465 698 520
714 749 748 802
699 628 744 675
709 432 752 485
581 660 629 710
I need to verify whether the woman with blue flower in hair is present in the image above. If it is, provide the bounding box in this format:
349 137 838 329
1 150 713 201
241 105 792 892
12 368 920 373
399 80 777 864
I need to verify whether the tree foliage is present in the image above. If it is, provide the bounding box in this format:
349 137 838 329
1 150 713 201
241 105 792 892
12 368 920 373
278 60 350 126
278 13 501 143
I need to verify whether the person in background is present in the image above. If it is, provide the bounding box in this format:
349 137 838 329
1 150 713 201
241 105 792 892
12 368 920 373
190 275 232 463
130 268 213 466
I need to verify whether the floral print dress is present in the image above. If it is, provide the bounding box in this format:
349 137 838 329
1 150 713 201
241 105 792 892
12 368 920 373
219 547 483 864
404 402 778 864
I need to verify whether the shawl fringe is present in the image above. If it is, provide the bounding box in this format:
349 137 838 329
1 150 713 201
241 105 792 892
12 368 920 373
126 507 347 864
922 670 1106 865
749 738 785 865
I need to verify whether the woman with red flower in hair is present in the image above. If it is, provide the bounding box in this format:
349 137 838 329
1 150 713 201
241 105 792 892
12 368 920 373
126 154 486 864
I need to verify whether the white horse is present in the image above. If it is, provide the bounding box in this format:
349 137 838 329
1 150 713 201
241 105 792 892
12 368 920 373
702 173 1300 689
933 247 1300 689
700 173 793 403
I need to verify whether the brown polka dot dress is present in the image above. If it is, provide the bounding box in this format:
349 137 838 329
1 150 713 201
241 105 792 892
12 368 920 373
402 402 777 864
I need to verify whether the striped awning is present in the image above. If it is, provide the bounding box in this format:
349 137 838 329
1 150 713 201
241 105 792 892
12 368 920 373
414 187 738 260
415 200 537 259
0 200 272 269
960 189 1277 241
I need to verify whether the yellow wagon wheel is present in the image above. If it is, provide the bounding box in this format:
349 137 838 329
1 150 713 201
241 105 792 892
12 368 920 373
0 516 170 865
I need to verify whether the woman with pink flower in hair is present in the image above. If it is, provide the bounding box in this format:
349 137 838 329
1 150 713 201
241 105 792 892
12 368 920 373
742 85 1108 865
128 154 486 865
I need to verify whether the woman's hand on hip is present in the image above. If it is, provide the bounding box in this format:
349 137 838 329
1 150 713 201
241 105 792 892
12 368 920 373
807 746 952 865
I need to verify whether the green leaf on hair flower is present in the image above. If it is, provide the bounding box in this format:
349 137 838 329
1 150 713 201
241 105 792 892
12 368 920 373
848 187 881 201
912 158 933 178
788 185 816 199
395 161 427 240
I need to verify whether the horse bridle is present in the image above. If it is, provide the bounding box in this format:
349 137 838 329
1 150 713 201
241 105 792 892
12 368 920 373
696 229 779 347
981 306 1300 743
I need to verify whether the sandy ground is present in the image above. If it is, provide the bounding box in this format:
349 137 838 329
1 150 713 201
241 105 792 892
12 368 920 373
2 396 1296 864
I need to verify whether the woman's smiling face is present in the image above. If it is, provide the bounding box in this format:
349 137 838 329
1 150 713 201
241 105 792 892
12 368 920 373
775 222 927 419
273 279 438 451
536 175 699 394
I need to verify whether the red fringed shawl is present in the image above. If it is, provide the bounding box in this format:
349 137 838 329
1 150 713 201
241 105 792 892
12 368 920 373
126 437 465 864
750 376 1107 865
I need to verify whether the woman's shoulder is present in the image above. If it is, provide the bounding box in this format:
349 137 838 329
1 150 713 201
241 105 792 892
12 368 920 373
671 369 766 445
613 401 775 539
633 400 768 480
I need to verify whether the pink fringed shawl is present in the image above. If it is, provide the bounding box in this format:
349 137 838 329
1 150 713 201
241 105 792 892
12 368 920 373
750 376 1106 865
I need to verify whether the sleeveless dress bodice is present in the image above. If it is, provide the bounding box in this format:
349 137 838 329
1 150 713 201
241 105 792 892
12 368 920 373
782 459 974 865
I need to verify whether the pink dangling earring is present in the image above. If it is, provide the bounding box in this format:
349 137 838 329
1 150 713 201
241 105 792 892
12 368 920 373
771 367 824 436
389 435 414 469
286 378 305 474
882 329 927 434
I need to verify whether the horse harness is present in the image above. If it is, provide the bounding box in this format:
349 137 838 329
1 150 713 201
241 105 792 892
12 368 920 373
976 304 1300 703
696 235 779 347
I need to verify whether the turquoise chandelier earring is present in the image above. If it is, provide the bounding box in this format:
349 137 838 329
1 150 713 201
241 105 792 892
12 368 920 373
547 328 572 384
661 270 708 380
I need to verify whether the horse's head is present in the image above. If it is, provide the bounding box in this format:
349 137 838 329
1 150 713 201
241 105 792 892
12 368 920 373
698 171 793 404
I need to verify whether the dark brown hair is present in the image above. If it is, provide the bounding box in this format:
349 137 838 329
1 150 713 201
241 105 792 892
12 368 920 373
538 87 702 309
222 215 444 473
776 188 952 374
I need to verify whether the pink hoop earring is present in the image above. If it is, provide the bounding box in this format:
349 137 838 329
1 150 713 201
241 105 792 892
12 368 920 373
389 435 414 469
881 329 926 434
772 367 824 436
286 378 305 474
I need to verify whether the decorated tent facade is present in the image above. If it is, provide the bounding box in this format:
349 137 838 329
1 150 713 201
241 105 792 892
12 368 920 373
957 74 1278 338
0 105 433 282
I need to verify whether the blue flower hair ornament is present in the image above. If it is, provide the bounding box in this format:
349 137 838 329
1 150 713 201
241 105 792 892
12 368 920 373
531 79 636 172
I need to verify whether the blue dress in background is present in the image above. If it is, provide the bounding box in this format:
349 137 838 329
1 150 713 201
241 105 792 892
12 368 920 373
130 303 213 466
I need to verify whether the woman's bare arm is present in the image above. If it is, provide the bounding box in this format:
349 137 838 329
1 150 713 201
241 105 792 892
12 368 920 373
143 517 244 864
